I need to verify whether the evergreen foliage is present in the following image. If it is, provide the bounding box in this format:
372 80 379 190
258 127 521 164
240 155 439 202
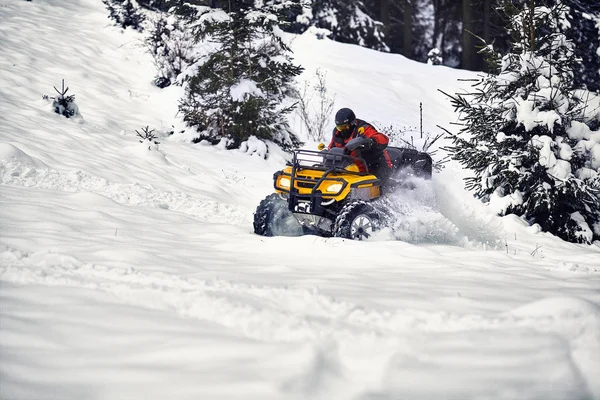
312 0 388 52
136 126 160 150
260 0 387 53
443 2 600 243
145 13 196 88
561 0 600 92
136 0 179 12
427 48 443 65
264 0 312 34
136 126 159 143
126 0 598 82
103 0 146 31
178 1 304 152
136 0 208 17
44 79 79 118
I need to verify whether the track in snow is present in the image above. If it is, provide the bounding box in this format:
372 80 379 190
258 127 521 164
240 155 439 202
0 144 249 226
2 246 599 399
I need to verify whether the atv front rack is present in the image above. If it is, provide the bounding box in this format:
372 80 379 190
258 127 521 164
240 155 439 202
275 149 374 218
290 149 369 173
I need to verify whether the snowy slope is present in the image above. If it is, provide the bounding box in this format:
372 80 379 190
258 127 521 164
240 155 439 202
1 1 600 400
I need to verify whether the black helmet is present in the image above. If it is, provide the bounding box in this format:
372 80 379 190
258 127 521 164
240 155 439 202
335 108 356 138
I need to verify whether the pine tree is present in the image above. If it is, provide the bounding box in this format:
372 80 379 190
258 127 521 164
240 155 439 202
178 1 304 152
443 2 600 243
261 0 388 52
136 0 177 12
264 0 312 34
145 13 195 88
136 0 209 15
103 0 145 31
312 0 389 52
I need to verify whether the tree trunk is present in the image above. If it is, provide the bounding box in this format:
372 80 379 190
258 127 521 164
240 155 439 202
403 0 413 58
529 0 536 51
461 0 474 70
483 0 491 43
432 0 441 49
380 0 390 32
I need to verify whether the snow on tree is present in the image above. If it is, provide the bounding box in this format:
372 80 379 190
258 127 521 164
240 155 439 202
262 0 387 52
178 1 304 153
136 0 178 12
135 0 209 14
263 0 312 34
443 2 600 244
103 0 145 31
44 79 79 119
311 0 388 52
145 13 196 88
427 48 443 65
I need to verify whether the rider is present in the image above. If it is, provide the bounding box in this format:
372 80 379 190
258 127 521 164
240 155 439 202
328 107 393 184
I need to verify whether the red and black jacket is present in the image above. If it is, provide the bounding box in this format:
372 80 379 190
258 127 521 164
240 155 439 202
328 119 392 172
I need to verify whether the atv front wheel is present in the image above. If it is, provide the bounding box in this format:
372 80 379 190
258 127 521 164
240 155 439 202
253 193 304 237
333 200 381 240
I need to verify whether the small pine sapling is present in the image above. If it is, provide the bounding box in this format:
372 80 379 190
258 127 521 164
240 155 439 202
43 79 79 118
135 126 160 150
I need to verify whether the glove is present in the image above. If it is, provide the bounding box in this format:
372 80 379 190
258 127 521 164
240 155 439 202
345 136 374 153
363 138 375 150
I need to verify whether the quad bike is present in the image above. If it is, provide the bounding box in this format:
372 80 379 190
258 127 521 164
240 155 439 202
253 136 433 240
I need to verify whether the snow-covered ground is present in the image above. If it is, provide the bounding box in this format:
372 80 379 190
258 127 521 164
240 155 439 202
1 1 599 399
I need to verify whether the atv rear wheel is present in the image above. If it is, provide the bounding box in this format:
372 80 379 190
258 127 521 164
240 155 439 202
253 193 303 237
333 200 381 240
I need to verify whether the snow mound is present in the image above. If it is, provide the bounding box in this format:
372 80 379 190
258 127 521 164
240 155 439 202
126 140 170 165
0 142 48 169
507 296 600 399
507 296 600 318
375 329 585 400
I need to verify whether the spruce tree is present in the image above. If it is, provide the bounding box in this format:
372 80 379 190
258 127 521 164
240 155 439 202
312 0 389 52
178 1 304 152
443 2 600 243
264 0 312 34
103 0 145 31
262 0 388 52
145 13 195 88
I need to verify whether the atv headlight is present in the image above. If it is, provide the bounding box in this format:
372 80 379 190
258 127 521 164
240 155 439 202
279 177 291 188
325 183 343 193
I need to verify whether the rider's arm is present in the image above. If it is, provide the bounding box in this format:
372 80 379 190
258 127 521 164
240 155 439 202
360 125 388 152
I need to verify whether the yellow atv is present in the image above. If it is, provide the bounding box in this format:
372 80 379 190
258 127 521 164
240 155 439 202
253 136 432 240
